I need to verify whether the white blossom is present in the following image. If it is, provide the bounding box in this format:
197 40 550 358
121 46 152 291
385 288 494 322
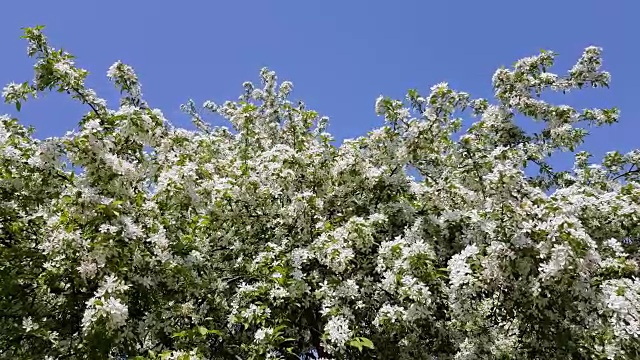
3 28 638 359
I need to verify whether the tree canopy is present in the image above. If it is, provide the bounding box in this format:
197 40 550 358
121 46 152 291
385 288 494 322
1 26 639 359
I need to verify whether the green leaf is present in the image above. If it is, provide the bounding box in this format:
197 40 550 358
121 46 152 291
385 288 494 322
171 331 187 338
348 339 363 352
348 337 375 352
359 337 374 349
208 329 223 336
197 325 208 336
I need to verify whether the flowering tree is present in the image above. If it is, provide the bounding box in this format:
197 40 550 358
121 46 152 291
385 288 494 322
1 25 639 359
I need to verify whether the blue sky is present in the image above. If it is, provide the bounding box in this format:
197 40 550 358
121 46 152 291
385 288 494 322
1 1 638 170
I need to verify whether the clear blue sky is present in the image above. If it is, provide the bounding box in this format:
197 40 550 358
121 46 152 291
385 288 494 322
1 1 638 169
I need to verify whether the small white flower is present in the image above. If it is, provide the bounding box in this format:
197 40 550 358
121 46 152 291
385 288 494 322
22 317 39 332
254 327 273 342
374 95 385 115
325 315 352 347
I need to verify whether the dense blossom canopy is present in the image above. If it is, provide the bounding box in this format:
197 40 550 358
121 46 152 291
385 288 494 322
1 26 639 359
